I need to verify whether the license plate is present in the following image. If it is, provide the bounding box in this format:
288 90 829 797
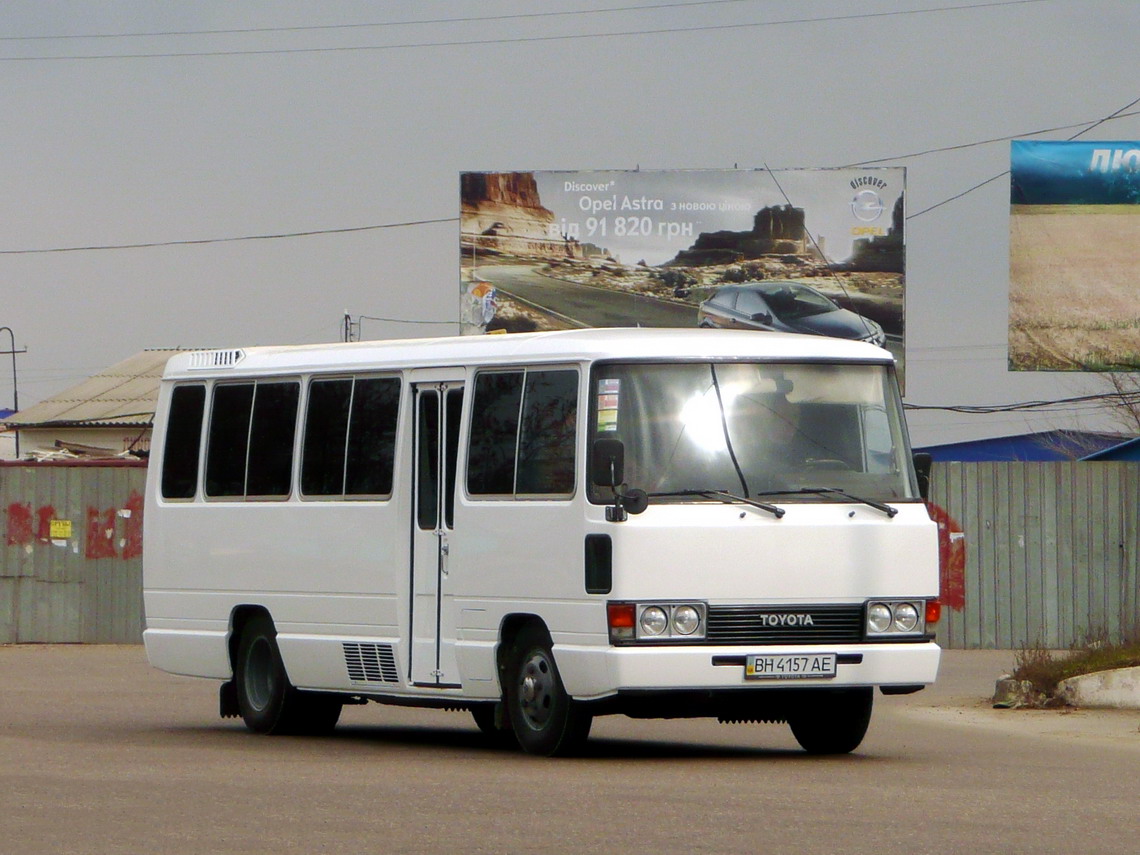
745 653 837 680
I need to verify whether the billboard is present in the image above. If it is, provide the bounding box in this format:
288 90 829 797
1009 141 1140 371
460 169 906 378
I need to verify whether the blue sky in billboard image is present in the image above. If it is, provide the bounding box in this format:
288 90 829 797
2 0 1139 445
1011 140 1140 204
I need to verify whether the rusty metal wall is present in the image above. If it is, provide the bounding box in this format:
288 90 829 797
931 461 1139 649
3 460 1137 648
1 462 146 643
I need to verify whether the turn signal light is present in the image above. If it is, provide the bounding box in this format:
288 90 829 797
926 599 942 625
607 603 636 641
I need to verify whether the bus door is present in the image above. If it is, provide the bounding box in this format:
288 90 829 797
410 378 464 687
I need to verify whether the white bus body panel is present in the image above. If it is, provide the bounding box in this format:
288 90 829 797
143 328 940 705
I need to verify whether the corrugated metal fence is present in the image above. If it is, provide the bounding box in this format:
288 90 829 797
931 461 1139 649
2 460 1138 647
1 461 146 643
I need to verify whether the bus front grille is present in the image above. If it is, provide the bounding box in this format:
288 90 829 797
705 604 864 645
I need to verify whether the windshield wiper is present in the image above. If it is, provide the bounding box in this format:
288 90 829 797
648 489 785 519
753 487 898 518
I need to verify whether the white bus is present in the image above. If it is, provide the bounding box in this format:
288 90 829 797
143 327 940 756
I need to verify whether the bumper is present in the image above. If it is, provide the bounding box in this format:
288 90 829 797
553 641 941 700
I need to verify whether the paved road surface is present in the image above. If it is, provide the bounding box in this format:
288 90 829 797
476 263 906 370
3 646 1137 854
476 263 697 328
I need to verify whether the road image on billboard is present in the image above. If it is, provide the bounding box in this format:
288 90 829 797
460 169 906 380
1009 141 1140 371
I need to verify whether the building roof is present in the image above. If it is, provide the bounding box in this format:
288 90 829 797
914 429 1129 462
1080 436 1140 461
3 349 189 429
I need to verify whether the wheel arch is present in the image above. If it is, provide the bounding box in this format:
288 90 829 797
227 604 273 673
495 613 549 685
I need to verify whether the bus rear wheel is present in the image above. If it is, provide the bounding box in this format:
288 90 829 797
234 614 342 735
504 625 591 756
788 688 873 754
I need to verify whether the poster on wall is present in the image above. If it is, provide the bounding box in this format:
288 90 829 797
460 168 906 379
1009 140 1140 371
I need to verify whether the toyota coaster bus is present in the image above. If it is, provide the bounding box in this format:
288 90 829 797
143 327 941 756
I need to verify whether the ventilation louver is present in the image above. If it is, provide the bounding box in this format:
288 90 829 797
343 642 399 684
187 349 245 370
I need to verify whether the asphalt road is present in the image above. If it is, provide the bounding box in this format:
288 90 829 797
476 263 698 328
475 263 906 371
3 646 1138 855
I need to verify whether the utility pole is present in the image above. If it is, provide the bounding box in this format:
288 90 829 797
0 326 25 458
343 313 362 343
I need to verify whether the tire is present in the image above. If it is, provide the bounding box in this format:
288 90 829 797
788 688 873 755
504 625 592 756
234 614 342 735
470 703 515 747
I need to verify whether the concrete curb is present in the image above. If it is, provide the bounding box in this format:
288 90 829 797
1058 666 1140 710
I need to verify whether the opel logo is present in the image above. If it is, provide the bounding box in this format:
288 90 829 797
851 189 885 222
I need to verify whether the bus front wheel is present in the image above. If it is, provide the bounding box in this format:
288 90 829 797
788 688 873 754
504 625 592 756
234 614 341 735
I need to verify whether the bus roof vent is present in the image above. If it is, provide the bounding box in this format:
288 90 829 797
187 348 246 370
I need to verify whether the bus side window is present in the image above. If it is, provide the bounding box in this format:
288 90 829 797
516 370 578 495
161 384 206 500
206 384 254 497
301 379 352 496
345 378 401 496
246 382 300 497
467 372 523 496
205 381 299 499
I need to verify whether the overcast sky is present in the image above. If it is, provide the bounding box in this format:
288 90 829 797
2 0 1138 445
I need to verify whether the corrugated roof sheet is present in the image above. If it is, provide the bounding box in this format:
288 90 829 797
3 349 190 428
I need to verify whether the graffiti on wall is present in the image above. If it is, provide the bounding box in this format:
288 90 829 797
5 490 143 560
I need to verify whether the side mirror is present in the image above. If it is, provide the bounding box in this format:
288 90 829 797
913 452 932 501
591 438 624 487
751 312 773 326
591 438 647 520
621 488 649 515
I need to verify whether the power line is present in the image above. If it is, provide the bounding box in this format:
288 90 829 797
0 217 458 255
0 1 763 41
0 0 1056 61
839 109 1140 167
358 314 458 327
908 92 1140 219
5 100 1129 257
2 97 1135 256
904 391 1140 414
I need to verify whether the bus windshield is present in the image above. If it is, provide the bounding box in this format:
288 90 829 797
589 361 917 504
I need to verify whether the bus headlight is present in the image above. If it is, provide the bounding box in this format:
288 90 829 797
894 603 920 633
608 601 707 643
673 605 701 635
639 606 669 636
868 603 893 634
865 600 927 637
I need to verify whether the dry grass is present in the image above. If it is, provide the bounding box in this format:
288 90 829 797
1009 206 1140 370
1013 628 1140 699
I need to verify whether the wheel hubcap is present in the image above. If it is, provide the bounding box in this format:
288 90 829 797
518 652 554 730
